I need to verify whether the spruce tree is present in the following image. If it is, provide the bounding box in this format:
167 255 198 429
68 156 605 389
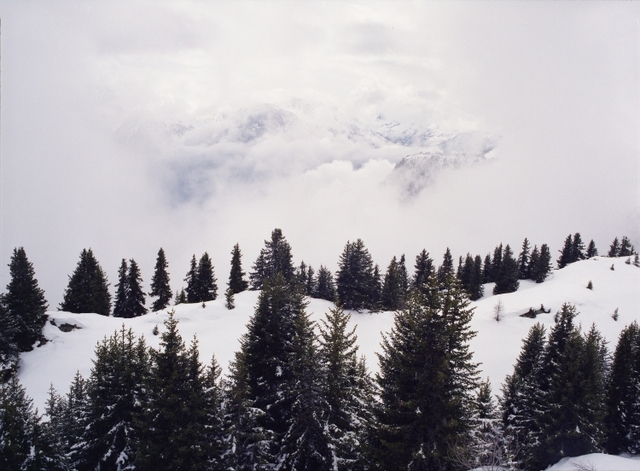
370 264 382 311
196 252 218 302
113 259 129 318
586 239 598 258
175 288 187 305
491 244 503 283
557 234 573 269
381 256 403 310
436 247 454 286
3 247 48 352
608 237 620 257
411 249 434 293
249 228 295 290
185 255 199 304
336 239 376 311
482 253 493 283
570 232 586 262
619 236 635 257
60 248 111 316
306 265 316 297
374 275 479 470
530 244 552 283
126 260 147 317
0 301 19 379
605 321 640 454
493 244 519 295
228 244 249 295
517 238 531 280
150 248 172 312
315 265 337 302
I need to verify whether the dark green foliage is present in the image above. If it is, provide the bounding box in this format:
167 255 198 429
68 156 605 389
619 236 636 257
113 259 147 318
490 244 503 284
249 228 295 290
493 244 519 295
319 307 374 470
517 238 531 280
185 255 199 303
411 249 434 293
557 234 573 269
336 239 376 311
197 253 218 302
381 256 407 311
370 264 382 311
437 247 455 286
60 248 111 316
571 233 586 263
459 253 484 301
605 321 640 454
373 275 479 470
586 240 598 258
79 327 151 471
150 248 172 312
175 288 187 305
295 261 315 296
0 301 19 379
529 244 552 283
306 265 316 297
4 248 48 352
482 253 493 283
228 243 249 295
608 237 621 257
315 265 337 302
225 287 235 310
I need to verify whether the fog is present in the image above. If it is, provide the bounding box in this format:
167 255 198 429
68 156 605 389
0 1 638 308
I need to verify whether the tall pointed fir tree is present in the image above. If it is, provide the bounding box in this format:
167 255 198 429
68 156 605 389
373 274 479 470
315 265 337 302
608 237 621 257
517 238 531 280
60 248 111 316
196 252 218 302
113 259 129 318
318 307 374 470
127 259 147 317
77 327 150 471
619 236 636 257
533 244 552 283
557 234 573 269
493 244 519 294
586 239 598 258
605 321 640 455
0 301 19 378
185 255 199 304
3 247 48 352
150 248 172 312
228 243 248 295
570 233 586 262
490 244 503 284
436 247 455 286
336 239 376 311
249 228 295 290
381 256 403 311
411 249 434 294
482 253 493 284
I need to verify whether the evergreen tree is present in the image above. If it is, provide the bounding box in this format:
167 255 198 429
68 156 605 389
60 248 111 316
225 287 235 310
185 255 199 303
296 261 308 290
315 265 337 302
482 253 493 284
370 264 382 311
411 249 434 293
530 244 552 283
113 259 129 318
228 243 249 295
150 248 172 312
196 252 218 302
381 256 404 311
517 238 531 280
249 228 295 290
0 301 19 379
557 234 573 269
608 237 620 257
3 247 48 352
318 307 374 470
605 321 640 454
374 275 479 470
127 259 147 318
437 247 455 286
62 372 89 469
336 239 376 311
175 288 187 305
306 265 316 297
493 244 519 295
78 327 150 471
619 236 635 257
586 239 598 258
570 233 586 263
490 244 503 284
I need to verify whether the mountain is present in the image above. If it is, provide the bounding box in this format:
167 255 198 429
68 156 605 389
18 256 639 414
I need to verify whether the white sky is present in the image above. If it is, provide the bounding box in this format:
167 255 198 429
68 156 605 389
0 1 638 308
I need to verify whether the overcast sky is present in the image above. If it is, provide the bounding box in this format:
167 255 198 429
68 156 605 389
1 1 638 308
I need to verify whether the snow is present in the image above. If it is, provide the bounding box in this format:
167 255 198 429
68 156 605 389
16 257 640 469
546 453 640 470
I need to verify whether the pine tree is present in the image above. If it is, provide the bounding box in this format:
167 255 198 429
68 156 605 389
127 259 147 317
249 228 295 290
437 247 455 286
175 288 187 305
493 244 519 295
557 234 573 269
381 256 403 311
619 236 635 257
185 255 199 303
517 238 531 280
113 259 129 318
150 248 172 312
471 255 485 301
228 244 249 295
370 264 382 311
79 327 150 471
586 240 598 258
482 253 493 283
336 239 376 311
225 287 235 310
0 301 19 379
605 321 640 454
315 265 337 302
374 275 479 470
306 265 316 297
196 252 218 302
3 247 48 352
318 307 374 470
491 244 503 283
62 372 89 469
570 233 586 262
530 244 552 283
608 237 620 257
60 248 111 316
411 249 434 293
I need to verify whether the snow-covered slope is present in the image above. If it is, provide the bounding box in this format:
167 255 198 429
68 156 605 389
19 257 639 418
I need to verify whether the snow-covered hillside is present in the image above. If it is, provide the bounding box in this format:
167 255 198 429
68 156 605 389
20 256 638 416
